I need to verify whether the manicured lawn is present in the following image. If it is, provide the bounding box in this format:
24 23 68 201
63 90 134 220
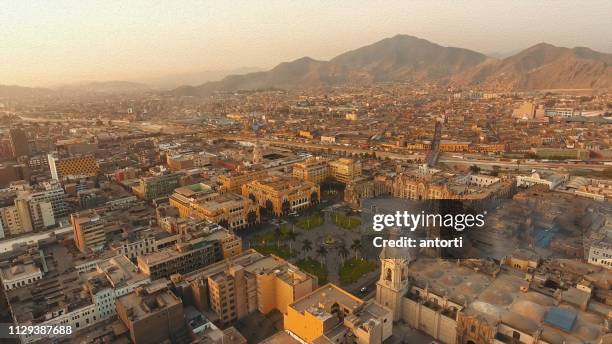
332 212 361 230
296 258 328 285
296 212 324 230
339 258 376 285
255 245 294 259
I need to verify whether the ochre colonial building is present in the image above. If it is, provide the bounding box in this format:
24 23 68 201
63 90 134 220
189 192 260 230
218 169 268 193
242 175 320 216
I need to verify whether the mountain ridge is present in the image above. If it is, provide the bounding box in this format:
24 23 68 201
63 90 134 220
174 36 612 95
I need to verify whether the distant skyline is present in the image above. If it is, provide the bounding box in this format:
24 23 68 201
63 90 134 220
2 0 611 87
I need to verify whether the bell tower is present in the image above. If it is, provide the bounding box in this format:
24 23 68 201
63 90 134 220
375 228 412 321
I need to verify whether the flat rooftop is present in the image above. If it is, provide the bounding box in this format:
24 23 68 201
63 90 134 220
290 283 363 314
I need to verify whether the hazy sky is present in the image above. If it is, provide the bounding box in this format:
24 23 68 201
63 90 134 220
2 0 611 87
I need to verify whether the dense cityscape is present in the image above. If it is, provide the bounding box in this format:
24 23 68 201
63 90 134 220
1 2 612 344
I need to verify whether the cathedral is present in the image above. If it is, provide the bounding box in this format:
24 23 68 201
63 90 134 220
375 248 611 344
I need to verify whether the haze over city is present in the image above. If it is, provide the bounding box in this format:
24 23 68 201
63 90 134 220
2 0 612 87
1 2 612 344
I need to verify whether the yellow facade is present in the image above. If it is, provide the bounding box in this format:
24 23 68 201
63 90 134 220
50 154 99 179
189 192 260 230
242 175 320 216
329 158 362 184
284 283 365 343
218 170 268 193
292 158 329 184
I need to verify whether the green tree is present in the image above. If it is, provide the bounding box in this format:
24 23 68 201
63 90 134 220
302 239 313 259
286 230 297 254
316 246 328 267
338 244 350 264
350 239 361 260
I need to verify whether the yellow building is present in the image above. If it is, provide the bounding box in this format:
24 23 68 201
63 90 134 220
218 170 268 194
285 283 392 344
71 210 106 254
329 158 362 184
439 140 470 152
169 183 214 218
242 175 320 216
0 205 25 236
178 250 314 325
292 157 329 184
48 153 99 180
166 153 195 171
189 192 260 230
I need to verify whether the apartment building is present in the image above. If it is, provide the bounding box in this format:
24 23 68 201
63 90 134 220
292 157 329 184
132 172 184 200
174 250 314 325
116 282 186 344
72 210 107 253
136 229 241 279
329 158 362 184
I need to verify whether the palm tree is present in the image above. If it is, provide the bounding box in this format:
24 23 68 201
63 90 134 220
301 239 313 259
274 226 282 247
350 239 361 260
338 244 349 264
316 246 328 267
286 230 297 255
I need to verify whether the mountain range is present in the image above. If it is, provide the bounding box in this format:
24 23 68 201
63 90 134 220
175 35 612 96
2 35 611 99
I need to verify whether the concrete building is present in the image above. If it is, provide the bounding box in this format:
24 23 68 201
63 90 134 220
9 128 30 158
116 281 186 344
516 171 568 190
84 255 150 321
48 153 99 180
242 175 320 216
132 172 184 201
329 158 362 184
72 210 107 253
137 229 240 279
588 242 611 269
292 157 330 184
0 263 43 291
512 102 545 120
173 249 314 325
0 205 25 236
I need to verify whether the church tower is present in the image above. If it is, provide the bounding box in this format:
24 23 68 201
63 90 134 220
375 228 412 321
